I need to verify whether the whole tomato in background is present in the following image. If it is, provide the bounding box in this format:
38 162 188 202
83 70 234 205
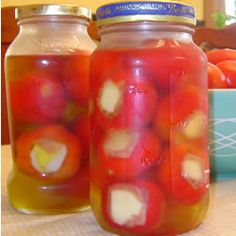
216 60 236 88
63 54 90 106
206 49 236 65
207 49 236 89
207 62 228 89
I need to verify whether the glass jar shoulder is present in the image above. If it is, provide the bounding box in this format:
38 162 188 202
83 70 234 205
91 38 206 69
6 27 96 56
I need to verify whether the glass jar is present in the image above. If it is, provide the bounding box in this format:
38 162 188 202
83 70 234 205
90 1 209 235
5 4 96 214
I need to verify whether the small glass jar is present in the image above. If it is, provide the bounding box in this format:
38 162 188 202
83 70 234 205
90 1 209 235
5 4 96 214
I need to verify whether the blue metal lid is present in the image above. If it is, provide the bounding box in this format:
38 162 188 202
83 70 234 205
96 1 196 26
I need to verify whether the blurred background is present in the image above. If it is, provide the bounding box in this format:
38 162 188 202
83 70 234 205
2 0 236 27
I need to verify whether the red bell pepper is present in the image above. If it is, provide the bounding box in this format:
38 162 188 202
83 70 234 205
10 73 66 123
15 124 81 181
92 68 158 130
157 143 209 204
102 180 165 233
97 129 162 179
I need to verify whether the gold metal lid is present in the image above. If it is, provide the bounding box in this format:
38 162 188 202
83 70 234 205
15 4 92 20
96 1 196 26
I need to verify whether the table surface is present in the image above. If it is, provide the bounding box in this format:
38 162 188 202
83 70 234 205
2 145 236 236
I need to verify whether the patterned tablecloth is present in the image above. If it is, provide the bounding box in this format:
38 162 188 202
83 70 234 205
2 145 236 236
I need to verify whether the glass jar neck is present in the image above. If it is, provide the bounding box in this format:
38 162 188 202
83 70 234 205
99 21 194 48
18 16 89 34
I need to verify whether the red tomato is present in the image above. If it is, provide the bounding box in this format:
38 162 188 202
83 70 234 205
154 86 206 140
98 130 162 180
15 124 81 181
10 73 66 123
136 39 207 89
157 144 209 204
207 62 228 88
102 180 165 233
63 53 90 105
206 49 236 65
90 49 123 82
35 55 67 79
216 60 236 88
92 68 158 130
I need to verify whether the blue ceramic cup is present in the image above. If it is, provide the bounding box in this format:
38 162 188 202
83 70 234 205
209 89 236 180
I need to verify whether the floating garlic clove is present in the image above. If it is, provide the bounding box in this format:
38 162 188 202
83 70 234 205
98 80 123 115
109 184 147 227
30 138 67 174
104 130 138 158
182 110 207 139
182 154 204 187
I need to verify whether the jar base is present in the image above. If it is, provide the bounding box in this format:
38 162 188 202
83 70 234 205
9 202 90 215
90 183 209 236
8 170 90 214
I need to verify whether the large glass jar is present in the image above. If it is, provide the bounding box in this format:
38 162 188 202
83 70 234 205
90 1 209 235
5 4 96 214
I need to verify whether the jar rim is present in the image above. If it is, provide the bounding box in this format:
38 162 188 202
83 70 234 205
15 4 92 21
96 1 196 27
